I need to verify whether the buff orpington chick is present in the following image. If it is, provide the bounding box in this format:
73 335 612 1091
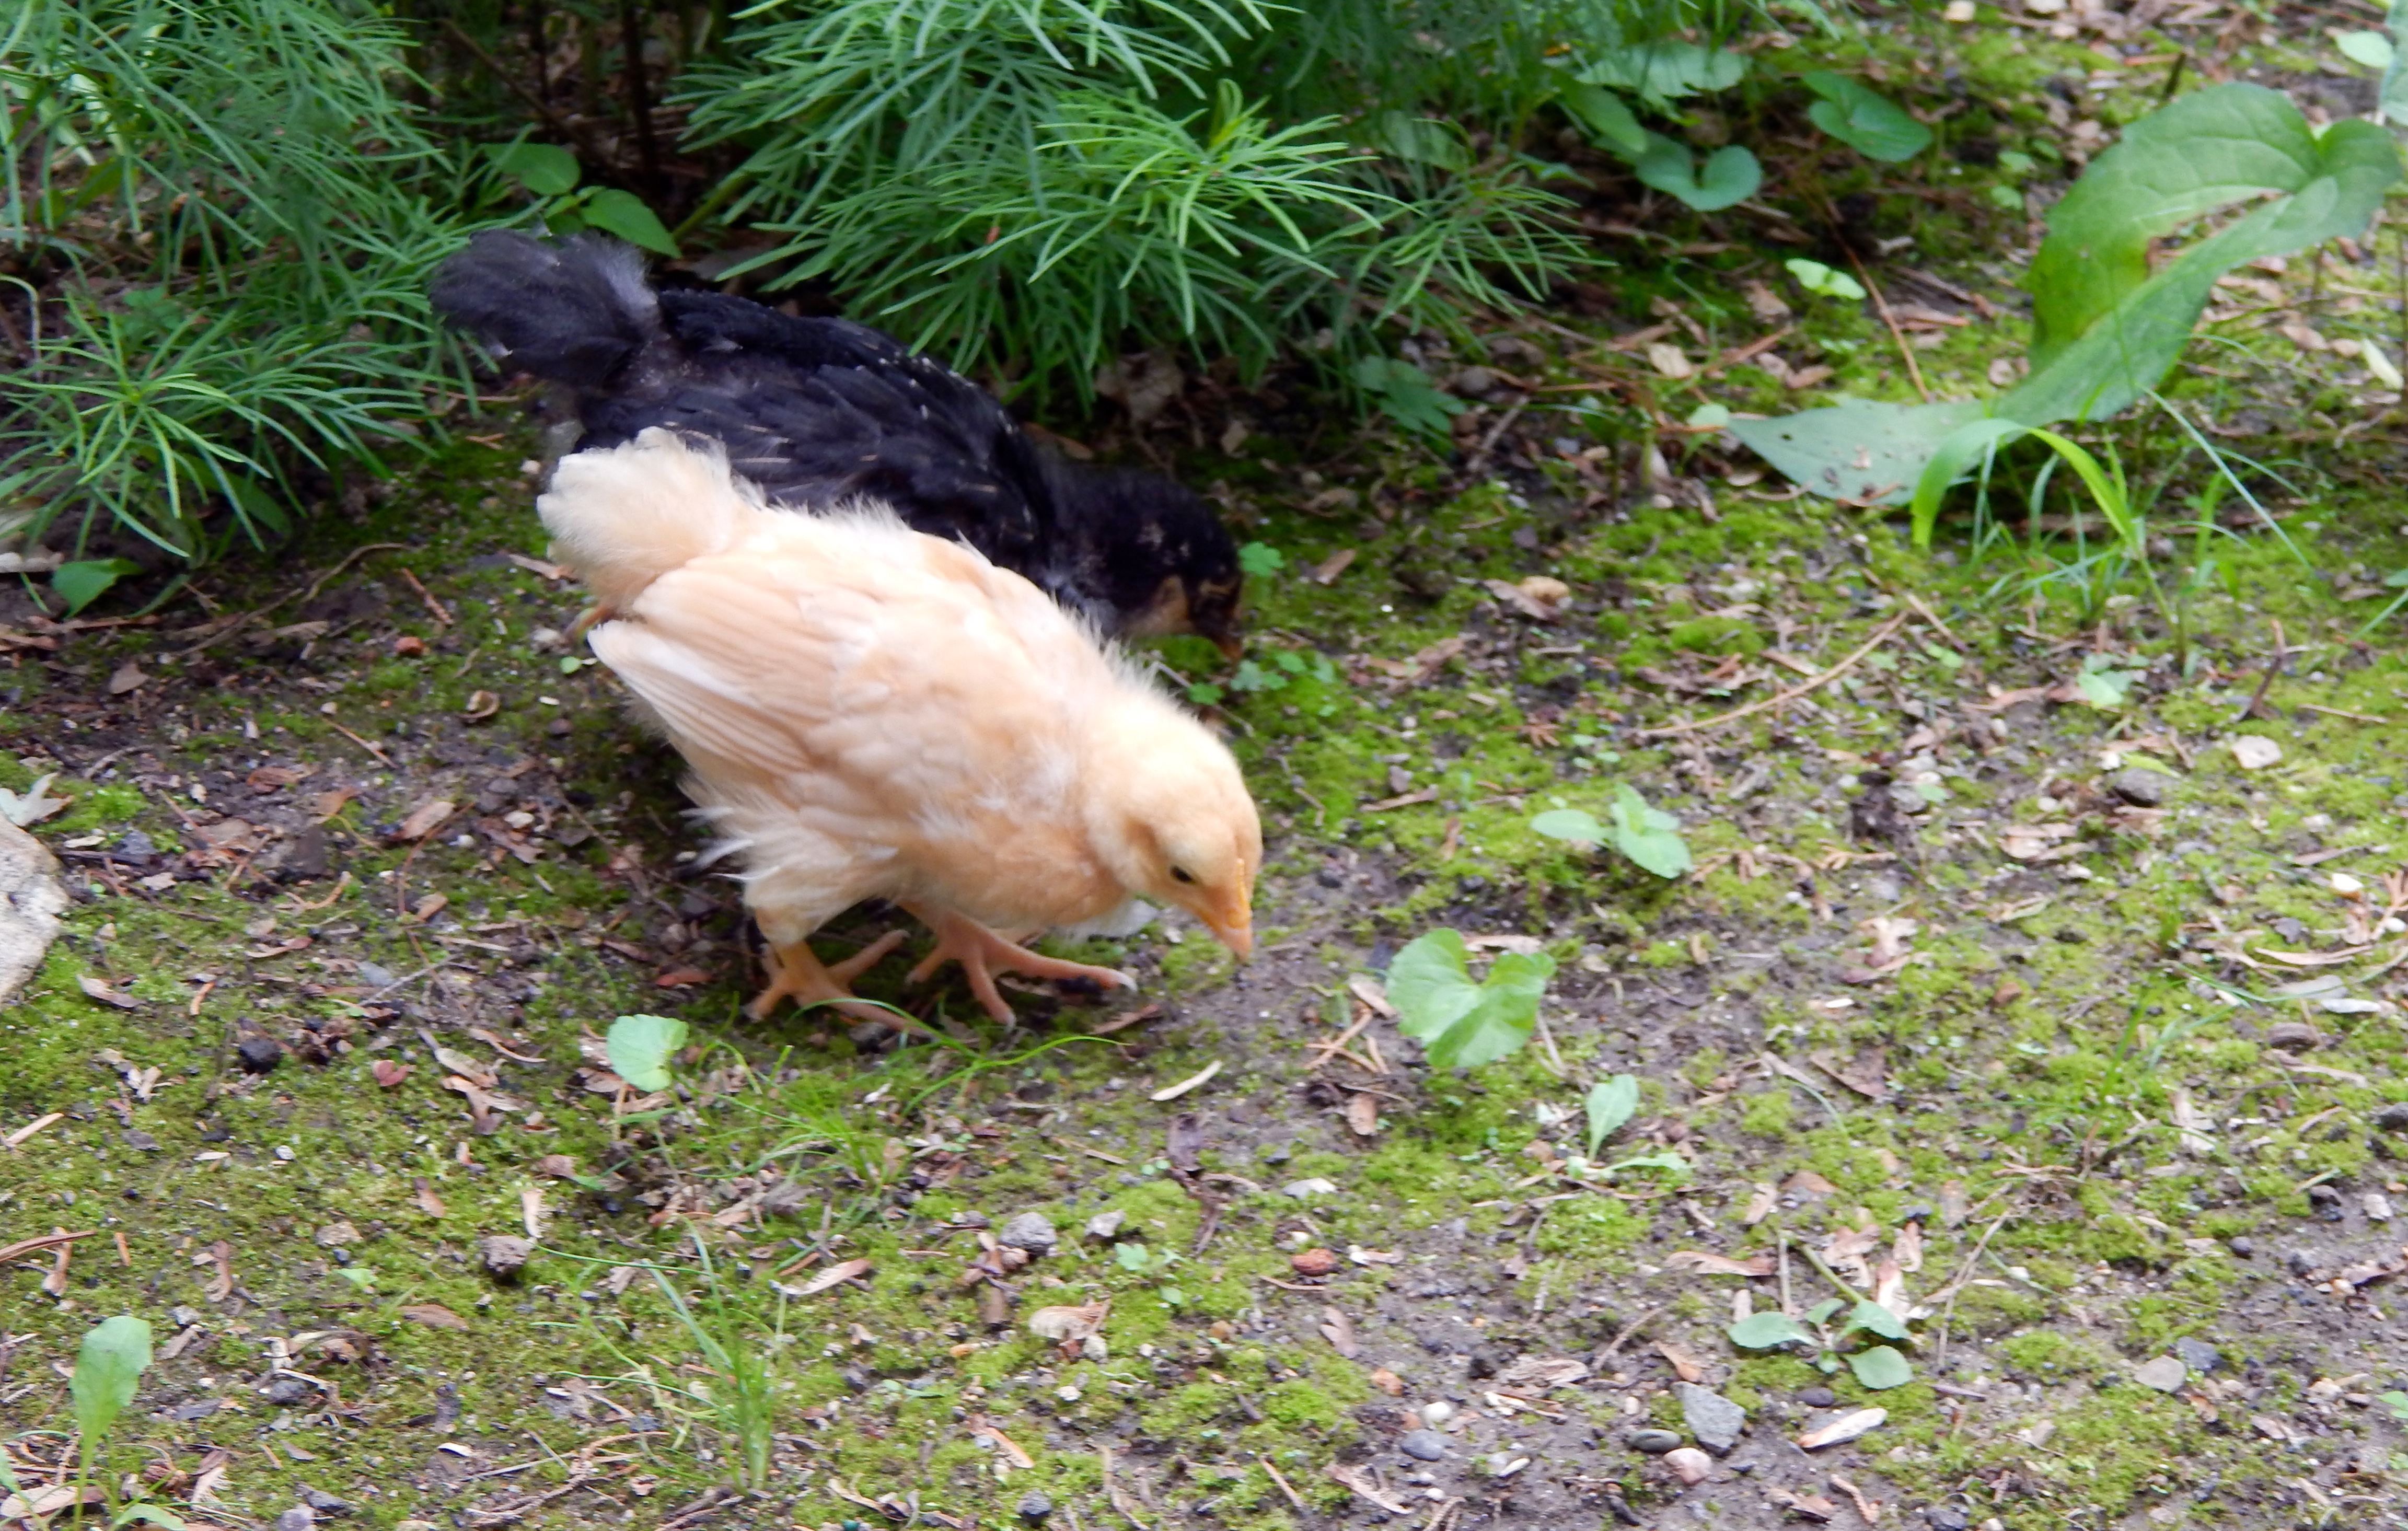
537 427 1261 1023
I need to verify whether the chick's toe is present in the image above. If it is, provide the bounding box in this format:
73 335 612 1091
748 931 910 1022
902 906 1134 1025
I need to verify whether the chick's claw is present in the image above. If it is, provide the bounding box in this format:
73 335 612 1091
904 906 1134 1025
747 931 910 1022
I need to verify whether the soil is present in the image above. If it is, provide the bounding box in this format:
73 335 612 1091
7 6 2408 1531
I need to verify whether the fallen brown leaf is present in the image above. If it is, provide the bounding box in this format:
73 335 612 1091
399 1303 469 1331
791 1257 874 1296
1665 1250 1774 1277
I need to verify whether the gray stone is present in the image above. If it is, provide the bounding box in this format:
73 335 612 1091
298 1487 353 1517
479 1235 534 1281
1084 1210 1127 1241
1398 1430 1449 1462
237 1037 284 1074
1675 1382 1746 1456
1015 1492 1054 1523
2375 1103 2408 1133
1800 1386 1836 1408
1925 1507 1970 1531
273 1509 314 1531
261 1376 312 1406
2133 1355 2187 1393
998 1212 1058 1254
2173 1338 2222 1375
1626 1428 1681 1454
2109 767 2174 808
0 819 65 1007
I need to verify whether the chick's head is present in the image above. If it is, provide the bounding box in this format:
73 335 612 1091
1086 695 1261 957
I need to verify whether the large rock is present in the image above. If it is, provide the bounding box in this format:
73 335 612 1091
0 820 64 1006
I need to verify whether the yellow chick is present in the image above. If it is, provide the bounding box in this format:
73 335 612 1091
538 428 1261 1024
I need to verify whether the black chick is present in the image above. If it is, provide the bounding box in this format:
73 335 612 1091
429 232 1244 655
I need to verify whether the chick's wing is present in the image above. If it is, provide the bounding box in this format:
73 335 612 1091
589 524 1090 833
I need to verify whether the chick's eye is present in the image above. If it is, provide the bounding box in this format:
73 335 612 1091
1170 866 1196 884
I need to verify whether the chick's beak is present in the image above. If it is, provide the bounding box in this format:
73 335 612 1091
1203 901 1254 960
1212 631 1246 663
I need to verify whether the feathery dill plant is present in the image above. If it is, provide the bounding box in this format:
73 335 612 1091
0 0 488 574
679 0 1777 402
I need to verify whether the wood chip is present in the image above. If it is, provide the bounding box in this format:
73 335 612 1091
1344 1093 1380 1136
394 798 458 841
969 1418 1034 1470
790 1257 874 1296
1797 1406 1886 1449
1317 1305 1358 1357
1150 1060 1222 1101
1310 549 1357 585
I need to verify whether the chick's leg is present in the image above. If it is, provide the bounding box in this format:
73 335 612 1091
747 931 908 1022
901 904 1134 1025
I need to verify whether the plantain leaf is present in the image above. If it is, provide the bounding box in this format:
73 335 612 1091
606 1014 688 1093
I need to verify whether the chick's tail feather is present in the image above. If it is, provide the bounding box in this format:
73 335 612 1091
538 429 755 618
428 230 659 387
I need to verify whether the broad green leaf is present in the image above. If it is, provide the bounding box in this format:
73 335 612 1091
606 1013 688 1093
1606 784 1691 879
2334 28 2396 69
1804 1297 1847 1325
1727 1312 1814 1349
1802 72 1934 162
1848 1344 1915 1389
52 559 141 616
1576 42 1747 107
1186 682 1226 706
582 189 680 257
1583 1074 1639 1158
1686 402 1733 430
1558 80 1648 159
1237 542 1286 576
1386 929 1556 1070
487 141 581 196
1633 136 1761 212
1845 1301 1912 1341
2014 84 2397 421
72 1316 152 1445
1531 808 1607 846
1115 1242 1155 1271
2383 0 2408 119
1729 398 1989 508
1785 258 1866 301
2382 1389 2408 1421
1371 110 1469 170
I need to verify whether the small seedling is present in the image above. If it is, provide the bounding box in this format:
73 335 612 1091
607 1013 689 1093
1583 1074 1640 1158
487 142 680 255
1728 1296 1920 1389
1386 929 1556 1069
1530 784 1692 879
1784 258 1867 301
1114 1242 1185 1307
68 1316 188 1527
1801 72 1933 163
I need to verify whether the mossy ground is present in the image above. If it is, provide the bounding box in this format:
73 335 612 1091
8 7 2408 1531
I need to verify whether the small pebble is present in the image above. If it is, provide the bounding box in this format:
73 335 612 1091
1015 1492 1054 1523
2133 1355 2188 1393
478 1235 534 1282
1627 1428 1681 1455
1291 1247 1338 1278
2108 767 2172 807
998 1212 1058 1254
1663 1446 1712 1486
298 1488 353 1517
261 1376 312 1406
237 1037 284 1074
1083 1210 1125 1241
273 1508 314 1531
1398 1429 1448 1462
2173 1337 2223 1374
1800 1386 1836 1408
1418 1401 1455 1427
2228 1236 2255 1257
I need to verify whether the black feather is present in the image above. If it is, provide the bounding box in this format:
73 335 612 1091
428 231 1243 648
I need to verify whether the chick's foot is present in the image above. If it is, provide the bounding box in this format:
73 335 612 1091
747 930 909 1022
902 906 1135 1024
